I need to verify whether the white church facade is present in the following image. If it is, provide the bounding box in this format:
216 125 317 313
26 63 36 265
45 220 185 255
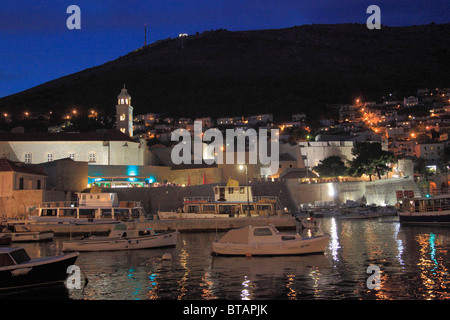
0 130 147 166
0 86 148 166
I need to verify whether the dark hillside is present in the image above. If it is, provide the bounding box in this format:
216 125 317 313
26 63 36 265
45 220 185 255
1 23 449 122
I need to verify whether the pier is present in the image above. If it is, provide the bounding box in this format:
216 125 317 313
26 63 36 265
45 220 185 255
20 215 297 236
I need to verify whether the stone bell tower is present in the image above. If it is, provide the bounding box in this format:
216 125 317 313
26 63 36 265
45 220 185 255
116 84 133 137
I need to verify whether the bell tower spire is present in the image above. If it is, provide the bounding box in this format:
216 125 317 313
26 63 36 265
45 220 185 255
115 85 133 137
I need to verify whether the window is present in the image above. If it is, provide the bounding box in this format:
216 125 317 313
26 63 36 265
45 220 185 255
202 204 216 212
37 180 41 190
88 153 96 163
254 228 273 236
47 153 53 162
120 113 126 121
24 153 32 164
19 178 24 190
187 205 200 213
69 153 75 160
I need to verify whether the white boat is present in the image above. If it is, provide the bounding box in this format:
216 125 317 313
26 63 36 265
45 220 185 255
1 224 54 242
211 224 330 256
300 216 321 229
158 179 282 219
62 223 178 252
29 191 148 225
7 231 54 242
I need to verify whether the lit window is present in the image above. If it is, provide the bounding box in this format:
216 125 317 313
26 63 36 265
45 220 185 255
88 153 96 163
120 128 126 133
120 113 126 121
24 153 32 164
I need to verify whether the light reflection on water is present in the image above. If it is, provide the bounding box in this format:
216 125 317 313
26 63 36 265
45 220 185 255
3 217 450 300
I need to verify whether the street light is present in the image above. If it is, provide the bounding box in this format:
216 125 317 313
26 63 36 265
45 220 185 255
239 164 251 217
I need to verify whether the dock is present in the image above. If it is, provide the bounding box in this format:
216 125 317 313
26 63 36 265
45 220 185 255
20 215 297 236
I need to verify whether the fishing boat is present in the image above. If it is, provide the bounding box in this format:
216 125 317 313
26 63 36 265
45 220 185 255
0 247 79 291
295 212 321 229
397 191 450 225
62 223 178 252
300 216 321 229
158 179 283 219
211 224 330 256
29 190 148 225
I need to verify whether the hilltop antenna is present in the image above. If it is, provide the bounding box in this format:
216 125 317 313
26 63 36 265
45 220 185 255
144 24 147 46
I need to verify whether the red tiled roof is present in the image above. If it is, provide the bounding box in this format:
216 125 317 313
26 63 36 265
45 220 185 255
0 130 134 142
0 158 47 175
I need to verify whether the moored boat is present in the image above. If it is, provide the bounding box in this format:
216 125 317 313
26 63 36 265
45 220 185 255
29 191 148 225
62 223 178 252
397 191 450 225
8 231 54 242
158 179 283 219
0 247 78 291
211 224 330 256
1 224 54 242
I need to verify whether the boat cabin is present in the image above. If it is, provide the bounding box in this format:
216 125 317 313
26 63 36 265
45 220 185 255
397 194 450 213
107 223 156 238
216 225 300 245
213 184 253 202
36 192 146 221
182 180 278 217
0 248 30 268
78 193 119 208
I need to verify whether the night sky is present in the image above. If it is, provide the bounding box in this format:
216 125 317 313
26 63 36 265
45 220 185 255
1 0 449 98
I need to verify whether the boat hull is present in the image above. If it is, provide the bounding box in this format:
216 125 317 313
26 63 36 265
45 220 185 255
0 252 79 291
62 231 178 252
8 232 54 242
398 211 450 225
212 234 330 256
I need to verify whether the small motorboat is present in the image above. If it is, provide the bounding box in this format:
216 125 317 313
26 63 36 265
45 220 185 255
62 223 178 252
1 224 54 242
296 212 321 230
211 224 330 257
0 247 79 291
301 217 321 229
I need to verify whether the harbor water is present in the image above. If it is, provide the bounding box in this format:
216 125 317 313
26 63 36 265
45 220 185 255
1 217 450 300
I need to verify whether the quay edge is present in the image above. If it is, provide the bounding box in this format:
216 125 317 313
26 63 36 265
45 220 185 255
21 216 297 236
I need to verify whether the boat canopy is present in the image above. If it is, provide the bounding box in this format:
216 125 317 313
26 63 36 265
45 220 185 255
0 248 30 267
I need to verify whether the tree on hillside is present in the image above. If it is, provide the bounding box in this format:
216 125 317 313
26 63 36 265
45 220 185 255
313 155 348 178
348 142 394 181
